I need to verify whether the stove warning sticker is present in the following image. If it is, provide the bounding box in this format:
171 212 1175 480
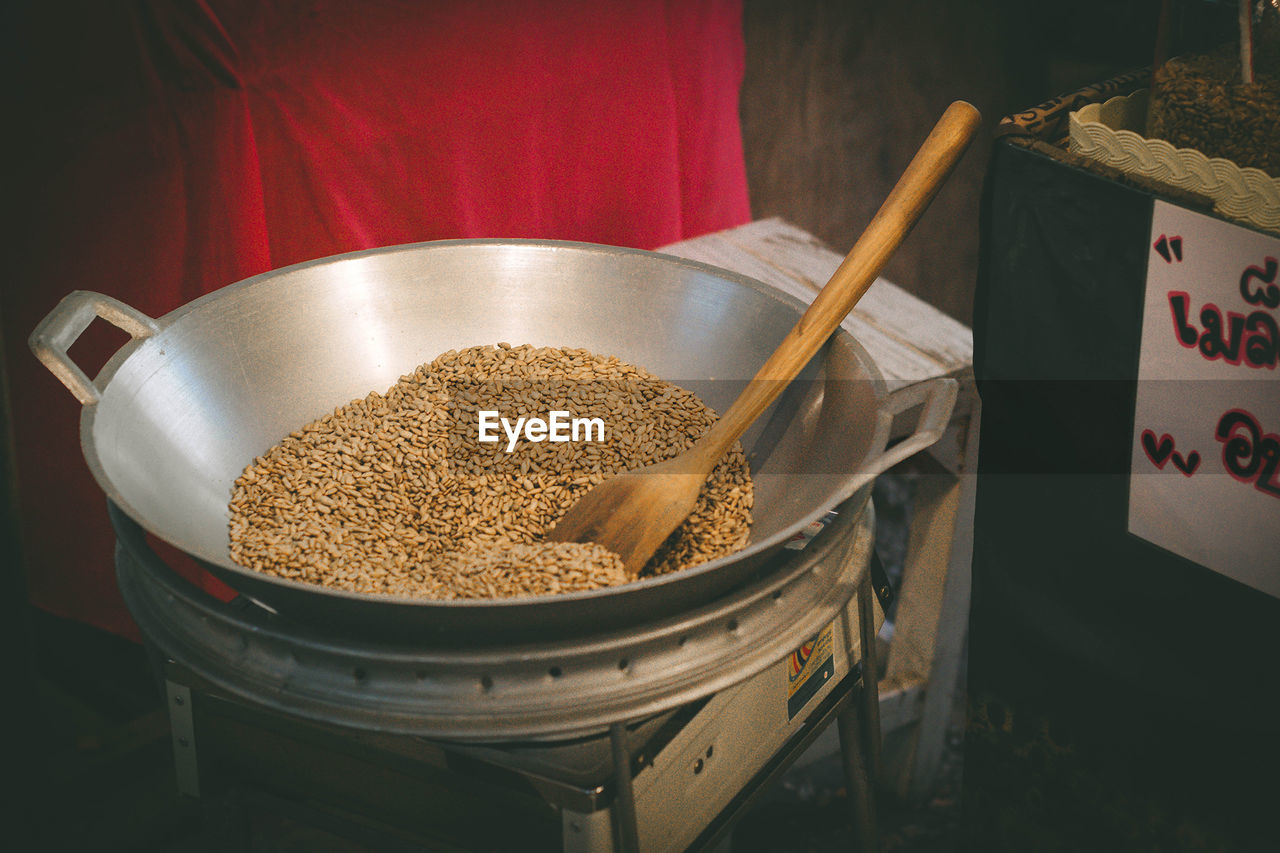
787 622 835 720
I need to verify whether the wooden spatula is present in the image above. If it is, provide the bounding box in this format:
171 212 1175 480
547 101 982 575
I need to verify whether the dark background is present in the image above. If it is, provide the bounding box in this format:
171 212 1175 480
741 0 1238 324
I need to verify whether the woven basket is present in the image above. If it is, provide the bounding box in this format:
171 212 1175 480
1069 89 1279 234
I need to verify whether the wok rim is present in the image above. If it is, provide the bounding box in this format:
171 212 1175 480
78 238 891 611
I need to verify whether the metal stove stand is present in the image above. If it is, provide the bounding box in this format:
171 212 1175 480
116 502 884 852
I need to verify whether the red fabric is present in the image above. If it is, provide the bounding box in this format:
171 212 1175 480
8 0 750 639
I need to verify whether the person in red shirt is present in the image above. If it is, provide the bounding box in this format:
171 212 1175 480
8 0 752 638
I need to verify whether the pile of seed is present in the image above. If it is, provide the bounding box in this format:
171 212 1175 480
228 343 753 599
1147 36 1280 176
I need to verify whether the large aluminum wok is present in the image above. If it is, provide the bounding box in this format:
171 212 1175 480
32 240 954 641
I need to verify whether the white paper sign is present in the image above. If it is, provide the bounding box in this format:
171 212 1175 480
1128 201 1280 597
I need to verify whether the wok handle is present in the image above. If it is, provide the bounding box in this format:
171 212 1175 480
29 290 160 405
861 377 958 479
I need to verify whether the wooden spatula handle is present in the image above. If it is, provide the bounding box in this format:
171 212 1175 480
695 100 981 465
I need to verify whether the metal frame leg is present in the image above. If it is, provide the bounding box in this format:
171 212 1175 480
858 571 883 780
838 570 883 851
609 722 641 853
166 679 200 797
837 699 878 851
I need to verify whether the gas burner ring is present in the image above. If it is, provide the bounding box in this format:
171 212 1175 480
116 500 874 742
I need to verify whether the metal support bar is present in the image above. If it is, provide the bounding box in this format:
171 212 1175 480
609 722 640 853
166 679 199 797
869 547 895 611
857 573 883 780
836 700 878 851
